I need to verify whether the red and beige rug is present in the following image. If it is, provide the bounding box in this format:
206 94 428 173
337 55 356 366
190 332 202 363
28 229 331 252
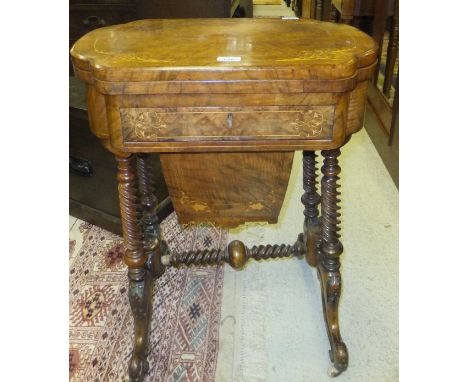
69 212 227 381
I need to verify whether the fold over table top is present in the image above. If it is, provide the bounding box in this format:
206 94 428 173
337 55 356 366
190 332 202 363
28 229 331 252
70 18 378 154
71 18 377 91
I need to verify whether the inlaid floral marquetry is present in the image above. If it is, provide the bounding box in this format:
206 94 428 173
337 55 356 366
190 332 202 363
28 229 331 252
120 106 335 143
291 110 325 138
121 109 167 140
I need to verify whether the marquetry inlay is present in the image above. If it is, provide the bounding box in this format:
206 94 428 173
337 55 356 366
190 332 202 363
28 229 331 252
121 109 167 140
291 110 324 138
120 106 335 142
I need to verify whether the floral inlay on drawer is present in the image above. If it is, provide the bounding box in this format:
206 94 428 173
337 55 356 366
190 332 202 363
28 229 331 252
120 105 335 142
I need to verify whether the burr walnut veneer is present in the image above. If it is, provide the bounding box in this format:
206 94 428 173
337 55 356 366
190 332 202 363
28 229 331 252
71 18 377 381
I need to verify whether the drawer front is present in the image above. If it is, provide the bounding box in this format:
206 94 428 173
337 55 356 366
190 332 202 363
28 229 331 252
120 106 335 143
70 5 136 40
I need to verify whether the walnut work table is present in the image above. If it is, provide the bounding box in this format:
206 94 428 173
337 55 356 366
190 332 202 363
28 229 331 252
71 18 377 381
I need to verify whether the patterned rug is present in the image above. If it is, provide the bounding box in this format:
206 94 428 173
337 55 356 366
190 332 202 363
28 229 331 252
69 212 227 381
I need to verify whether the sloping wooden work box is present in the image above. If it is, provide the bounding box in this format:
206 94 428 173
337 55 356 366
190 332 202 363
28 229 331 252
71 19 376 227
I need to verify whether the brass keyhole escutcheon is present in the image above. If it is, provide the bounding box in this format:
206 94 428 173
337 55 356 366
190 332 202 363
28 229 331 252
226 113 233 128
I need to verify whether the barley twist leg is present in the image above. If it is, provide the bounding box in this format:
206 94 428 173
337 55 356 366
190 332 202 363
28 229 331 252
116 154 152 382
302 151 321 267
136 153 165 278
318 148 348 377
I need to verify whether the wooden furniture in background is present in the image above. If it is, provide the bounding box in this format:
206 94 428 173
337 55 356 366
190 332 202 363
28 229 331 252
359 0 399 187
71 18 377 381
70 78 172 234
300 0 316 18
302 0 399 186
138 0 253 18
70 0 158 233
70 0 253 73
302 0 393 23
70 0 137 74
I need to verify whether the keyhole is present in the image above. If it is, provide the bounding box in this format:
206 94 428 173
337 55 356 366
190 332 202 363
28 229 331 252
226 113 233 128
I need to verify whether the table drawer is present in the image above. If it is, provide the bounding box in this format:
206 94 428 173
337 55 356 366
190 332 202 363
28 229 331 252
120 105 335 143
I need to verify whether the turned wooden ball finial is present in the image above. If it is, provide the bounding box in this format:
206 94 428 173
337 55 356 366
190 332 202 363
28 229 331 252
227 240 248 269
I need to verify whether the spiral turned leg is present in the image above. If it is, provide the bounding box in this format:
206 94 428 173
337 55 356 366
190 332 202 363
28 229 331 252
136 153 165 278
302 151 321 267
318 149 348 377
116 154 152 382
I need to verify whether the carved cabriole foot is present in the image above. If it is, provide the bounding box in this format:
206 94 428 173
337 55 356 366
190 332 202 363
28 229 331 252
136 153 165 279
302 151 321 267
116 153 152 382
128 273 152 381
318 148 348 377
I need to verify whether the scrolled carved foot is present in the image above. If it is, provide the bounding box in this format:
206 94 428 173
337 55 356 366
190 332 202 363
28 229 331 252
327 341 348 377
128 355 149 382
318 264 349 377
